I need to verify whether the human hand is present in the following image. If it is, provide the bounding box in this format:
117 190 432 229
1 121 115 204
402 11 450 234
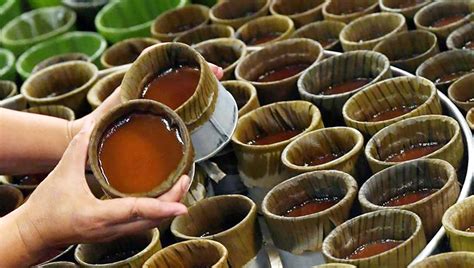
6 120 189 265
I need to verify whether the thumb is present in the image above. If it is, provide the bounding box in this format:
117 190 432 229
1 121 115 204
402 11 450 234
58 119 95 174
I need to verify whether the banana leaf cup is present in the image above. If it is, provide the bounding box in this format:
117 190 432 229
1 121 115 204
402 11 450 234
448 73 474 113
171 195 261 267
231 101 324 206
262 170 358 254
194 38 247 81
322 0 379 24
120 42 238 162
339 12 407 51
95 0 187 43
443 196 474 252
446 22 474 50
343 76 442 137
100 38 159 69
21 61 98 113
365 115 464 173
143 240 228 268
75 229 161 267
292 20 346 51
416 49 474 92
373 30 439 73
0 6 76 56
281 127 364 179
379 0 431 25
87 100 194 198
414 1 474 45
174 24 234 45
359 159 459 238
322 209 426 267
269 0 326 28
16 31 107 80
235 15 295 52
236 38 323 104
151 4 210 42
298 50 392 125
209 0 271 30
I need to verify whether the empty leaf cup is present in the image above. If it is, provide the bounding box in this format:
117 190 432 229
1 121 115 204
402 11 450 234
0 6 76 56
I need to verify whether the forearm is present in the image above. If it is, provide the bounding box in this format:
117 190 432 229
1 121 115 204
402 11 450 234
0 108 80 175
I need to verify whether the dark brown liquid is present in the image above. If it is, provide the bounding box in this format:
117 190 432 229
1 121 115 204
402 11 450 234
304 151 346 166
96 249 141 264
12 173 47 186
98 113 184 194
368 105 418 122
142 66 200 110
319 38 338 48
283 197 340 217
384 141 444 162
248 129 301 146
382 188 438 207
435 70 472 84
347 240 403 259
466 226 474 232
247 32 282 46
200 216 243 237
256 64 309 83
395 0 425 9
463 41 474 50
320 78 372 95
431 14 466 28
